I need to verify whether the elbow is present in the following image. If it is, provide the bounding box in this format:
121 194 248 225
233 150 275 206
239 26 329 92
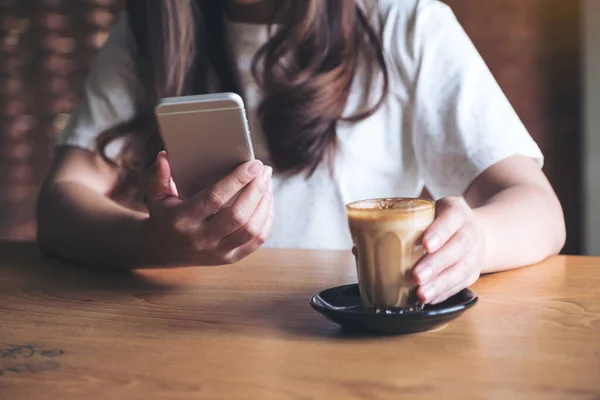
526 185 566 263
519 199 565 268
545 189 567 257
551 209 567 256
35 189 50 250
35 183 57 253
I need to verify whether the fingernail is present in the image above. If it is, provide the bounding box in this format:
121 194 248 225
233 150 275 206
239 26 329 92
425 233 441 252
415 265 433 283
247 161 263 176
261 166 273 183
267 177 273 193
421 286 437 302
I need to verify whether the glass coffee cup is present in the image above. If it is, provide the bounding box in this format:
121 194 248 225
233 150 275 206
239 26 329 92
346 198 435 313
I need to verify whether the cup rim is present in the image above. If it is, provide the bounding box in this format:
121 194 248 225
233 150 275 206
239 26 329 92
346 197 434 213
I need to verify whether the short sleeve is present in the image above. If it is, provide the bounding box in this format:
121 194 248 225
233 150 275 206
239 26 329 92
56 13 146 155
407 1 544 199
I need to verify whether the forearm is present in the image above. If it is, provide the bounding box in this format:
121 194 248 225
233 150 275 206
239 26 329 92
473 185 566 273
36 181 153 269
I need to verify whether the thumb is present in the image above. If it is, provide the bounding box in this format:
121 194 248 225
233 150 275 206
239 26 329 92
147 151 178 202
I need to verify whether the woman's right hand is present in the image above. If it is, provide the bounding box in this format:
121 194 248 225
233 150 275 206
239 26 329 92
144 151 274 267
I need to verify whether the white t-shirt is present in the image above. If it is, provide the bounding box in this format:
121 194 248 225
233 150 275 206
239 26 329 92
57 0 543 250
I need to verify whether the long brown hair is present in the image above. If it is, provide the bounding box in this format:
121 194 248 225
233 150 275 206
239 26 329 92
98 0 389 195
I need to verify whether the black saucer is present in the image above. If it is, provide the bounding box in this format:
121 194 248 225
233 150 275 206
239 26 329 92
310 284 478 335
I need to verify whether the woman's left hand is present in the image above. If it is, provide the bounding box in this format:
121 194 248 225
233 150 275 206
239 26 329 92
413 196 486 304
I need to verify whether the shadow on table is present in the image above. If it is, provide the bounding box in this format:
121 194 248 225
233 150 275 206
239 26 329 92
0 242 176 295
0 243 418 340
206 290 407 341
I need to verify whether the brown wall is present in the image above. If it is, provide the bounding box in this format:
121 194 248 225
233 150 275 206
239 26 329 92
444 0 582 254
0 1 583 253
0 0 122 239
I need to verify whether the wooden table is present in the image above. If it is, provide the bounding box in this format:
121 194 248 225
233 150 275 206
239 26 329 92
0 243 599 399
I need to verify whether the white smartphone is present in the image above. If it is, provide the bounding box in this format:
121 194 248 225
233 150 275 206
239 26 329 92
155 93 255 199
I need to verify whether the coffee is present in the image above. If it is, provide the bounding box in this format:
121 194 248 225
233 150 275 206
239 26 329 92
346 198 435 312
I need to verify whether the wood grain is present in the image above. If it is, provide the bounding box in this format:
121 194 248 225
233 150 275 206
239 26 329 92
0 243 599 400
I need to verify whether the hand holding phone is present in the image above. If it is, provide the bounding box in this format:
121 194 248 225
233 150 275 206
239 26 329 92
143 152 274 267
155 93 255 199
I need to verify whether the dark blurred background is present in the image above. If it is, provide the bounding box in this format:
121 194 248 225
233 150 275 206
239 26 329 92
0 1 585 254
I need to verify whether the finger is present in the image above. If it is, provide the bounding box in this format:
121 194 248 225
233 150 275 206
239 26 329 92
422 198 467 253
233 192 275 259
219 189 273 253
414 225 475 285
204 166 272 239
429 271 480 305
183 160 264 219
147 151 178 202
417 259 478 304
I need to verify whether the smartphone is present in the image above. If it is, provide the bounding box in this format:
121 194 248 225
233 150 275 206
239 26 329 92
155 92 255 199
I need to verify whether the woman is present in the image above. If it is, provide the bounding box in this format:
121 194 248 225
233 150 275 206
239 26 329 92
36 0 566 305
